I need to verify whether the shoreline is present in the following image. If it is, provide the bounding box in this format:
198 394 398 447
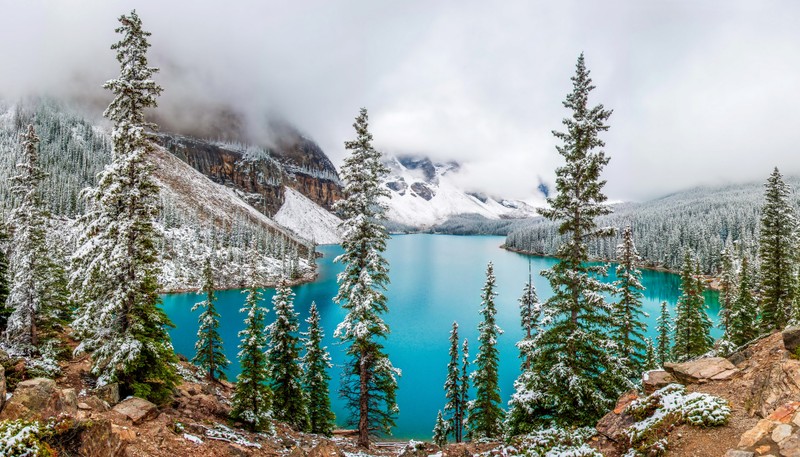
500 243 722 292
160 270 320 295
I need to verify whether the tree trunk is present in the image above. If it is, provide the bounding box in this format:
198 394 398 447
358 349 370 448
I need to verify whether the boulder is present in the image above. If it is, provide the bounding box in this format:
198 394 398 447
307 441 345 457
0 377 73 420
79 420 127 457
94 383 120 406
642 370 675 394
596 391 638 442
738 419 776 448
83 395 110 412
724 451 754 457
783 327 800 355
111 397 158 424
747 361 800 417
779 434 800 457
663 357 739 383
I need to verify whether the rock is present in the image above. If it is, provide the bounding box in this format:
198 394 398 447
60 388 78 414
83 395 110 412
596 391 638 442
0 377 70 420
756 445 773 454
783 327 800 355
398 441 438 457
779 434 800 457
771 404 800 423
663 357 739 383
747 362 800 418
643 370 675 394
774 424 794 443
307 440 346 457
111 424 137 441
94 383 120 406
79 420 127 457
78 402 91 410
739 419 777 448
112 397 158 424
725 451 754 457
289 446 308 457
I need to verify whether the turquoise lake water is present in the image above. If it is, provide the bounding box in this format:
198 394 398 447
161 234 721 440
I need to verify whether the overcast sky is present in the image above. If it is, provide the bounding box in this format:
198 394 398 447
2 0 800 202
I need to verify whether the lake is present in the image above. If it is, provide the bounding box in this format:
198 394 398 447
161 234 721 440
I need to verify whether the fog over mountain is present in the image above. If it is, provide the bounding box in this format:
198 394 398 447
2 0 800 201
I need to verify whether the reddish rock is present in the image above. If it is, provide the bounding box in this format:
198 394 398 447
767 402 800 423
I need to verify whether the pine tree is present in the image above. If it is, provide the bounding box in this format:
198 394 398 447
467 262 504 439
612 225 648 376
0 221 9 330
432 410 451 448
443 322 464 442
758 167 797 331
191 257 229 381
266 277 309 431
517 261 541 370
718 247 737 337
672 252 713 361
333 108 399 448
231 285 272 432
730 255 760 346
656 301 671 366
302 302 336 436
70 10 178 403
459 339 469 436
510 54 631 427
644 338 657 371
6 124 68 356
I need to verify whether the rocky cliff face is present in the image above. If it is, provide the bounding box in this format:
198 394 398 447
158 127 342 217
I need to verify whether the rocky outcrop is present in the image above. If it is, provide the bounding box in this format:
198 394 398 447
596 391 638 442
0 377 77 420
663 357 739 383
642 369 676 394
158 129 342 217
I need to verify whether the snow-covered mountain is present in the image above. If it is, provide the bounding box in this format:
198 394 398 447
274 187 342 244
381 155 538 228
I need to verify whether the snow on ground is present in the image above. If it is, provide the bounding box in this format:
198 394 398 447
274 187 343 244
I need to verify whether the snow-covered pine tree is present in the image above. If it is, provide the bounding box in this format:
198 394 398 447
656 301 671 366
6 124 67 357
459 339 469 434
302 302 336 436
467 262 504 439
443 322 464 442
758 167 797 331
0 221 9 330
333 108 399 448
231 284 272 432
672 252 713 361
730 255 760 346
718 247 737 338
612 225 648 376
191 257 229 381
266 277 309 431
432 410 451 448
70 10 177 403
517 261 540 370
514 54 631 427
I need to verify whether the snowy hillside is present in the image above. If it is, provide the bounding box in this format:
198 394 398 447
274 187 343 244
381 155 538 228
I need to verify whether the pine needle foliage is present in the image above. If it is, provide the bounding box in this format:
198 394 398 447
612 225 648 376
672 252 713 361
191 257 229 381
230 284 272 432
70 10 177 403
467 262 504 439
266 277 309 431
510 54 631 429
302 302 336 436
333 108 399 447
758 167 797 331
